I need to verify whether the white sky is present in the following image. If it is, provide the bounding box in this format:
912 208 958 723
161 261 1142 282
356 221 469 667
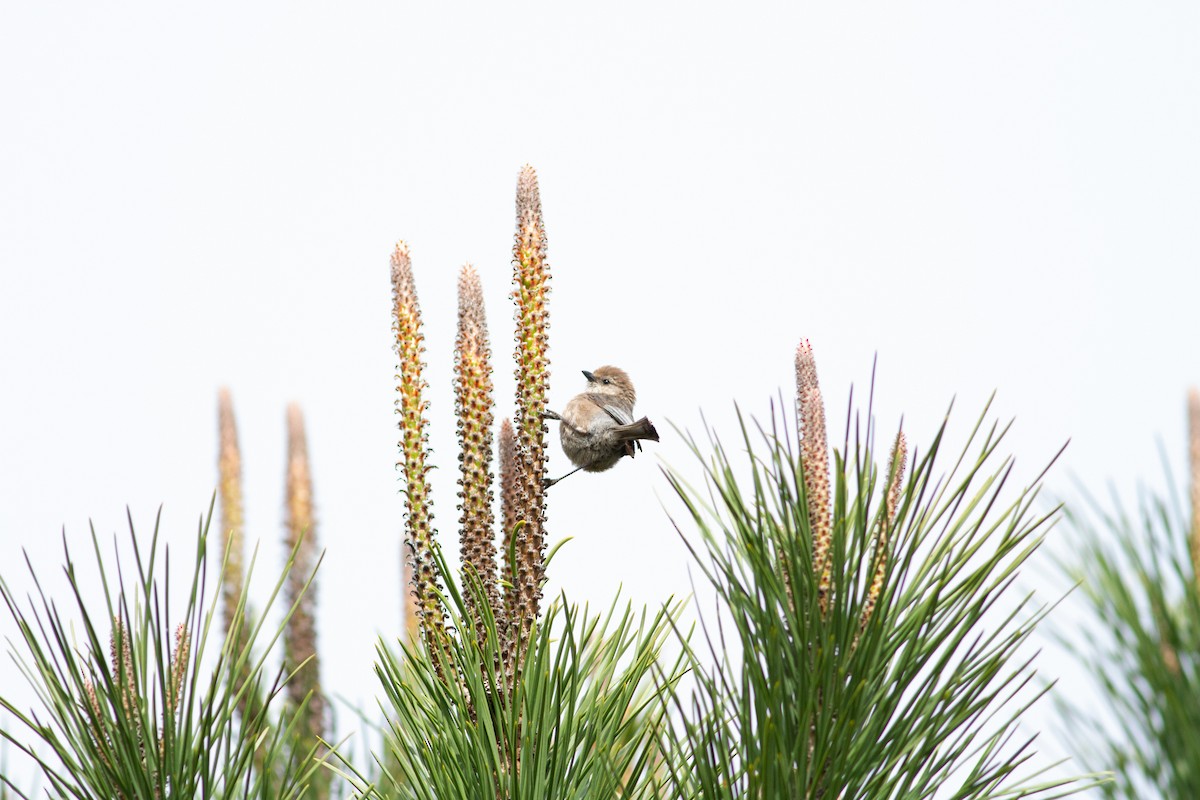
2 2 1198 794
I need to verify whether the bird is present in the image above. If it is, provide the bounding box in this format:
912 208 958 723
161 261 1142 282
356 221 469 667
544 366 660 488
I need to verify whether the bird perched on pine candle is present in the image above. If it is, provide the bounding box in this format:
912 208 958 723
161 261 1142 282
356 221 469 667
544 366 660 488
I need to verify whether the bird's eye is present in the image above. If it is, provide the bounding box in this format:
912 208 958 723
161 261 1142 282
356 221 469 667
602 378 611 385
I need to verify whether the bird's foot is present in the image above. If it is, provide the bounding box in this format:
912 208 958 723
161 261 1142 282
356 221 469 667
543 466 582 488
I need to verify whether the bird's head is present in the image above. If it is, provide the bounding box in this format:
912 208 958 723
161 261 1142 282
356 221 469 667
583 365 636 406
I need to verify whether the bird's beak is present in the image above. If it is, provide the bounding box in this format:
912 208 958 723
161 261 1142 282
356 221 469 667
582 370 596 382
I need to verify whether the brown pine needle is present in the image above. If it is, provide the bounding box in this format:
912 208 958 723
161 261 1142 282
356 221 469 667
217 388 246 641
391 241 447 645
795 339 833 613
511 165 552 653
498 417 519 675
861 431 907 634
284 403 326 744
455 263 501 642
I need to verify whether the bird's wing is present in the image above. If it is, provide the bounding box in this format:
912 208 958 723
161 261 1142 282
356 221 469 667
583 393 634 426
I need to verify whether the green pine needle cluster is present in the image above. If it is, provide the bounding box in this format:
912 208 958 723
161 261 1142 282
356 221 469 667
1052 462 1200 797
0 510 326 799
659 392 1093 799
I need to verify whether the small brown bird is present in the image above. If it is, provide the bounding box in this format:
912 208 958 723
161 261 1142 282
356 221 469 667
544 366 660 488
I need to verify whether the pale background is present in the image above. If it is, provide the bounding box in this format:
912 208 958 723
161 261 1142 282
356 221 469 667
2 2 1198 794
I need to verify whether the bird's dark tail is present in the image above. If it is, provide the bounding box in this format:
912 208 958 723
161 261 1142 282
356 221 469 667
614 417 660 443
